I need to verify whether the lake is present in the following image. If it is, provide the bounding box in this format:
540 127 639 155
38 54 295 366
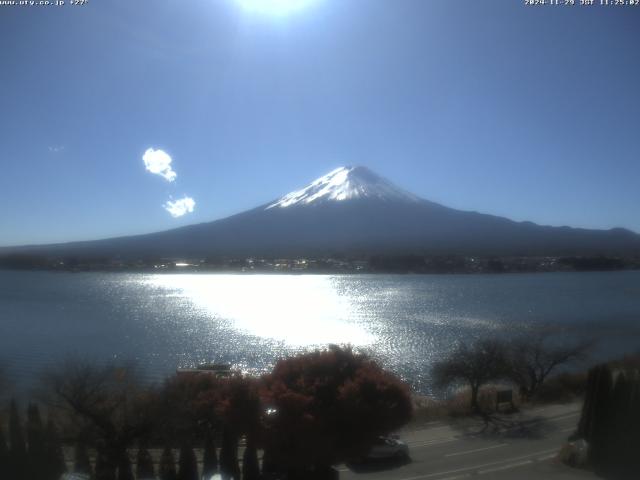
1 270 639 396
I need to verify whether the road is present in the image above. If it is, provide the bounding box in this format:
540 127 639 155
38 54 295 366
338 403 599 480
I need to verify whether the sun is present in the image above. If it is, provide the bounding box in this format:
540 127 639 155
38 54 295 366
235 0 317 15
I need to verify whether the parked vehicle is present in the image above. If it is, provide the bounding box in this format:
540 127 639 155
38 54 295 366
364 435 410 461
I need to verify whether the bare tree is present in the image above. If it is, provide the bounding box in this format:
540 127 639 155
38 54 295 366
506 333 591 400
432 339 508 411
38 359 154 472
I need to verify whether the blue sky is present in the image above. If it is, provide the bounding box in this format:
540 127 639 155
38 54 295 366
1 0 639 246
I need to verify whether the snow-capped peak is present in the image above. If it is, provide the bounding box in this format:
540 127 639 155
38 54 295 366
266 166 421 209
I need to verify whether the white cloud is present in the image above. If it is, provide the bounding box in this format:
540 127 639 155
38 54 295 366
163 196 196 218
48 145 64 153
143 148 177 182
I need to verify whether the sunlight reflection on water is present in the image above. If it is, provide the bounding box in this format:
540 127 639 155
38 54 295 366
145 274 374 347
1 270 639 396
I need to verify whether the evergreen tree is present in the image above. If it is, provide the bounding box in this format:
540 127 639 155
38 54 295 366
631 374 640 474
201 432 218 479
44 416 67 480
610 372 633 477
577 366 598 438
136 444 155 479
241 440 259 480
260 447 277 477
590 365 614 471
159 447 178 480
8 400 27 480
95 449 117 480
117 451 135 480
73 440 93 475
26 403 46 479
178 444 198 480
219 428 240 480
0 423 9 474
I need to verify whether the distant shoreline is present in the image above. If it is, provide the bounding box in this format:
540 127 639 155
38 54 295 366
1 253 639 275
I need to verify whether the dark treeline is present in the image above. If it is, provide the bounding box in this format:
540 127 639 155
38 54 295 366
1 252 639 274
0 400 66 480
0 346 412 480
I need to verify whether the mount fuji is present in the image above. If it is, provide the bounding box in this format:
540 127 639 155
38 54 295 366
265 166 422 208
6 166 640 259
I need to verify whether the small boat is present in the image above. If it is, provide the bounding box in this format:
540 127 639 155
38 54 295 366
176 363 232 377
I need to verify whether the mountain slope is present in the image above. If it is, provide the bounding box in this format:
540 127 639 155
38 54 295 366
5 166 640 258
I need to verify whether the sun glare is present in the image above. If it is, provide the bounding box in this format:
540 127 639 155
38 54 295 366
147 274 373 347
235 0 317 16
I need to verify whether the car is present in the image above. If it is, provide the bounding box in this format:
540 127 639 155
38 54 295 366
364 435 410 461
60 474 91 480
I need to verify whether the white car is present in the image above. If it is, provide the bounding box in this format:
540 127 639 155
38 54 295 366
365 435 410 461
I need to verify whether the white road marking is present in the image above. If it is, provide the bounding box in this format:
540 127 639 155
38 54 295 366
408 411 579 445
444 443 508 457
398 448 558 480
537 453 557 461
478 459 533 474
408 411 578 451
411 437 459 448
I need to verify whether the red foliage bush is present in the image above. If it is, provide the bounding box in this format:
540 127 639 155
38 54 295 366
260 345 412 470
